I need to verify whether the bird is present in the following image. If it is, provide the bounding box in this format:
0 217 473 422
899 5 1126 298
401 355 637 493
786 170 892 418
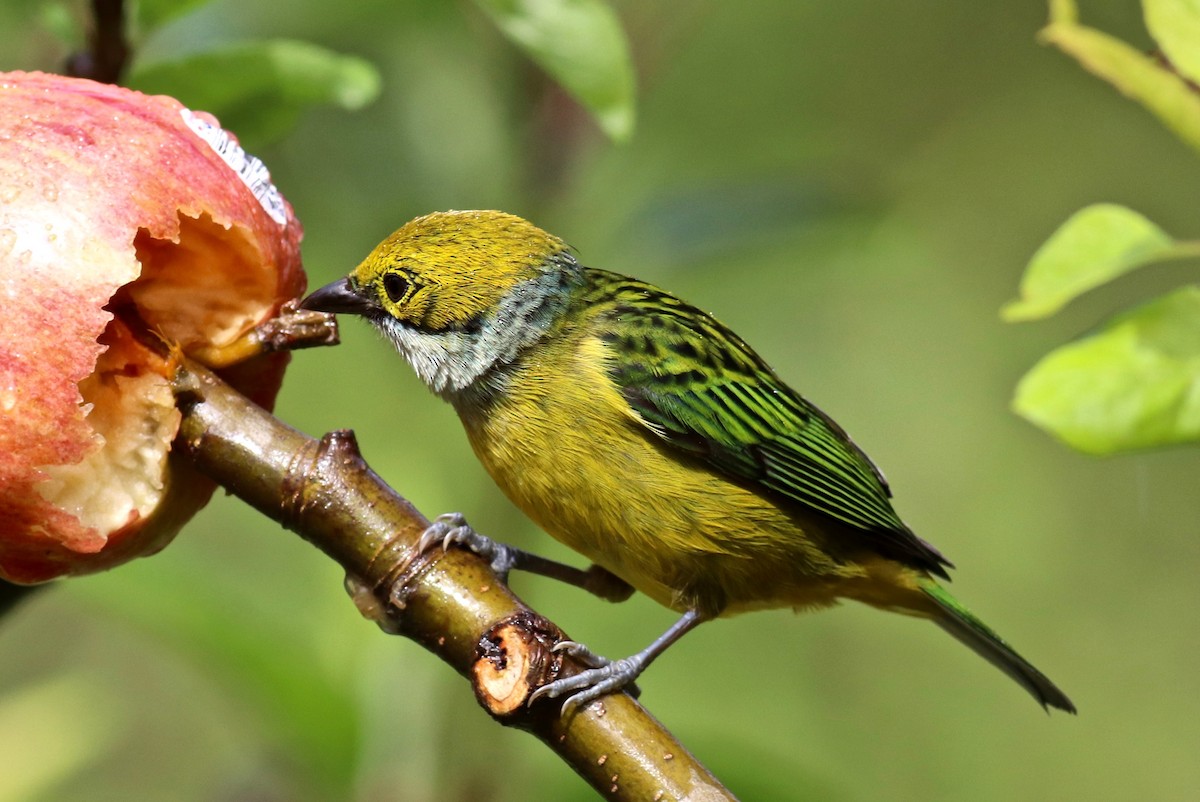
301 209 1075 715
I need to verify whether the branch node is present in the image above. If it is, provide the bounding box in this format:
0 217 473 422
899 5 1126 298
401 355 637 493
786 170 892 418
380 524 444 612
169 364 203 408
345 572 403 634
278 431 331 528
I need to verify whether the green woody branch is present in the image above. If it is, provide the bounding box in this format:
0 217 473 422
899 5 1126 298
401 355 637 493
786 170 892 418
170 358 736 802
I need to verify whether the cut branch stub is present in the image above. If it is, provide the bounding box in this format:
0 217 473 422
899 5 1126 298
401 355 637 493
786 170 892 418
474 612 565 717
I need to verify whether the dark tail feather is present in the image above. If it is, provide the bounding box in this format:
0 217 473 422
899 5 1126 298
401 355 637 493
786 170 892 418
920 581 1076 714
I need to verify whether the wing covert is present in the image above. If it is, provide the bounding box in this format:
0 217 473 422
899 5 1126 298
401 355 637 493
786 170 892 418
588 270 951 577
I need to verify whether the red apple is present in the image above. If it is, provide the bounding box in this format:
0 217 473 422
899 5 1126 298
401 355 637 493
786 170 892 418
0 71 306 583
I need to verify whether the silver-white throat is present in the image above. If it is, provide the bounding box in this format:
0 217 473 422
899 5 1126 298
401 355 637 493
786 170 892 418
371 267 570 398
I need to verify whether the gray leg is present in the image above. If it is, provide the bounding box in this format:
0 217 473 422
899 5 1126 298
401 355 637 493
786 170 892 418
419 513 634 602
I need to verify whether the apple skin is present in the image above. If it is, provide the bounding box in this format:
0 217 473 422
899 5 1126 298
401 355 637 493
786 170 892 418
0 71 306 583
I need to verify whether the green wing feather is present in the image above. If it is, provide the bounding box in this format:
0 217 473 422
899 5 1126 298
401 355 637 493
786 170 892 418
586 270 951 578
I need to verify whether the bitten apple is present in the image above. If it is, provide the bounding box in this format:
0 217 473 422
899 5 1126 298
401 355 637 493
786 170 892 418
0 71 305 583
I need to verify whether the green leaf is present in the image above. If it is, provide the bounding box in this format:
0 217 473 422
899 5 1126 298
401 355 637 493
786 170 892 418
1040 14 1200 154
1145 0 1200 87
128 40 381 147
135 0 215 32
1013 285 1200 454
1003 204 1200 321
474 0 636 141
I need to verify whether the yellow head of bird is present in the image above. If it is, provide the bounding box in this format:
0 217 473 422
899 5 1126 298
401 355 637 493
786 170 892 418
302 210 578 396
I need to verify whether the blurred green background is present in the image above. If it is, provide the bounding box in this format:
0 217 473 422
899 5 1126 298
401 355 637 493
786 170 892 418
3 1 1199 800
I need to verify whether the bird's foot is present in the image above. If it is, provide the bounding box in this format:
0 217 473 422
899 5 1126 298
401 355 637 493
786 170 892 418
418 512 518 581
529 641 646 715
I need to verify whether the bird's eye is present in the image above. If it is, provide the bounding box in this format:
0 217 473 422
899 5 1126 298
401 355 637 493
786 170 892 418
382 272 409 304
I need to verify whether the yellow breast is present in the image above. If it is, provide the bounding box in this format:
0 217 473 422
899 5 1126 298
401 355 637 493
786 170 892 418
452 328 873 617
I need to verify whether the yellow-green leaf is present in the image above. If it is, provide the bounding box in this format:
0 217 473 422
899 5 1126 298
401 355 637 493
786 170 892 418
475 0 636 142
1040 15 1200 154
1013 286 1200 454
1004 204 1200 321
1145 0 1200 87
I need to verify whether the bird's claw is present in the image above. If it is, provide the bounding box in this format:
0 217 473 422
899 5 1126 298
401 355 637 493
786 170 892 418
551 640 612 669
417 513 517 580
528 641 646 714
416 512 469 552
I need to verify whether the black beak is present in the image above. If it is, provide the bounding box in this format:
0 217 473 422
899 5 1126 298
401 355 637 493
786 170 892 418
300 277 379 317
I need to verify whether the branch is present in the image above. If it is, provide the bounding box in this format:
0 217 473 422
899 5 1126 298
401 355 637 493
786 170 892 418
171 358 737 801
66 0 130 84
